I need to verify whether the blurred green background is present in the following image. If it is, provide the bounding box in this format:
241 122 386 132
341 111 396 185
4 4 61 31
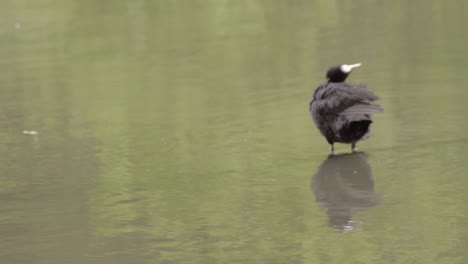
0 1 467 263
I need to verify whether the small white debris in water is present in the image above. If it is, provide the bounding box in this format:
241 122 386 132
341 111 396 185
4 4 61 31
22 130 38 135
15 23 21 29
353 171 357 174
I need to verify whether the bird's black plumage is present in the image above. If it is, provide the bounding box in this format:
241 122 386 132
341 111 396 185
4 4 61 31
310 64 383 153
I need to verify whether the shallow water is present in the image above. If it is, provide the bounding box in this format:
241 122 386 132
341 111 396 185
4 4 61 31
1 1 467 263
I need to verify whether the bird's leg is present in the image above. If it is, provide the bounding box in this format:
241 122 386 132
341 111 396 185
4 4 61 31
351 142 357 153
329 144 334 155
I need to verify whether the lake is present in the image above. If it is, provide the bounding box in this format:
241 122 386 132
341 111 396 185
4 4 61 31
0 1 467 263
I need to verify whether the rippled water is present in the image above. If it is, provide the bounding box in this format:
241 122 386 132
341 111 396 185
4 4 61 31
1 1 467 263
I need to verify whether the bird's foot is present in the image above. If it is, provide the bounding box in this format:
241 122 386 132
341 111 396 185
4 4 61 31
329 144 335 155
351 143 357 153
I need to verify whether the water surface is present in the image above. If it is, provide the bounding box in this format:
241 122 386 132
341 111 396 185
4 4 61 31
0 1 467 263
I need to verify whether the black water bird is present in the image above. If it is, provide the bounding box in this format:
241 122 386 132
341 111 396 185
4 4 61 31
310 63 383 154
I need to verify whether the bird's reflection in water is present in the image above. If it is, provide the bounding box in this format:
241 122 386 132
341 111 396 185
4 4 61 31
311 152 379 232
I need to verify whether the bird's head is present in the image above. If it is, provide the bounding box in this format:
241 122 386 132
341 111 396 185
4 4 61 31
326 63 362 83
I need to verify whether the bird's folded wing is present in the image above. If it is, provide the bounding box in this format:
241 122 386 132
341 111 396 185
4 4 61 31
340 103 384 115
317 83 383 115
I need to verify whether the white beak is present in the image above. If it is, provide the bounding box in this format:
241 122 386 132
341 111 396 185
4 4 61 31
340 63 362 73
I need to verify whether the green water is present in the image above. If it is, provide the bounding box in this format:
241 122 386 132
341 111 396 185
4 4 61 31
1 1 467 263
